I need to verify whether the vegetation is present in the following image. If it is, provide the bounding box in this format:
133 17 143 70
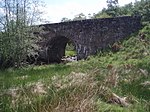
65 43 77 57
65 50 76 57
0 0 44 68
62 0 150 23
0 0 150 112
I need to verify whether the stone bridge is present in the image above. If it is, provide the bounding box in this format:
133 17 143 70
35 16 141 63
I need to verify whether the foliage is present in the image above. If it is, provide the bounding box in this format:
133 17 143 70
93 10 111 18
73 13 86 21
65 43 75 51
106 0 118 8
60 0 150 22
0 0 44 68
132 0 150 22
93 0 150 21
106 0 119 17
65 43 76 56
65 51 76 57
61 17 71 22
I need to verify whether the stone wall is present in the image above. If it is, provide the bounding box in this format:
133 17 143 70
35 16 141 63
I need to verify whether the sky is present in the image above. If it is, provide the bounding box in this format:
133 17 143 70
0 0 137 24
42 0 137 23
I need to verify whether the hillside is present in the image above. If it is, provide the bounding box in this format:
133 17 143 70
0 25 150 112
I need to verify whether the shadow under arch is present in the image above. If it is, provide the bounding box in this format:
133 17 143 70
38 35 77 64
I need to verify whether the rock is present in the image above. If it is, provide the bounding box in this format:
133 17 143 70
140 81 150 86
108 93 130 107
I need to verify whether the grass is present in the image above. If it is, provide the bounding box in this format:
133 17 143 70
65 50 76 57
0 26 150 111
0 64 72 89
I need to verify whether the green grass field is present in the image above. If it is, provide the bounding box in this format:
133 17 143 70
0 28 150 112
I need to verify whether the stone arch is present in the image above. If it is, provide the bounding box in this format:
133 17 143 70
38 35 77 63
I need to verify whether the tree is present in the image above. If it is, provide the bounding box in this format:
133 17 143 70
93 8 111 18
107 0 118 8
0 0 44 68
73 13 86 21
61 17 71 22
94 0 150 20
106 0 119 17
133 0 150 23
118 3 134 16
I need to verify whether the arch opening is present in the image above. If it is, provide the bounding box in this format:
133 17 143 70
43 36 77 63
63 40 77 62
